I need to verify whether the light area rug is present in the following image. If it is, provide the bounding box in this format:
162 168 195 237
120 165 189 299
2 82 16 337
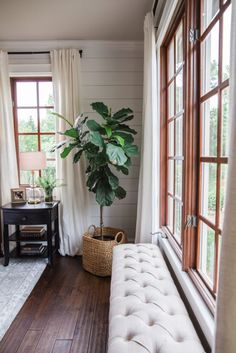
0 258 47 340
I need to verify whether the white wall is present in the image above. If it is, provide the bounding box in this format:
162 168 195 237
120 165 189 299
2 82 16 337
2 40 143 241
81 43 143 241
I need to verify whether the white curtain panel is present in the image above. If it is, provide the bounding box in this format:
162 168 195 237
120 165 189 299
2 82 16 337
135 13 159 243
50 49 90 256
0 51 19 205
214 2 236 352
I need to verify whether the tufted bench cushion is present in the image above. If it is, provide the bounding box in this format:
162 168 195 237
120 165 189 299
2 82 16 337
108 244 205 353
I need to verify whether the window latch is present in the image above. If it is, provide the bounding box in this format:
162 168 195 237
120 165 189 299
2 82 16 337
185 215 197 228
189 28 199 43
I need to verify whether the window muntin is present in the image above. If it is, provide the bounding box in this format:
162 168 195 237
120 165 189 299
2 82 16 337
12 78 56 185
166 19 184 248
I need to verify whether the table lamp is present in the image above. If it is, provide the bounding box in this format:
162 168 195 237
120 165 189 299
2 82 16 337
20 151 46 204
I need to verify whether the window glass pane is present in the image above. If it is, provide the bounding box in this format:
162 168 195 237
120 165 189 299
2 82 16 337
168 160 174 194
176 70 183 113
168 82 175 118
199 221 215 283
176 116 183 156
16 82 37 107
167 196 174 233
40 109 56 132
201 163 217 224
174 201 182 243
17 109 38 133
168 121 174 156
41 135 56 159
39 82 54 106
19 135 38 152
42 160 56 180
222 5 231 81
201 95 218 156
202 0 219 31
168 40 174 80
175 160 182 199
20 170 39 185
201 22 219 94
221 87 229 156
220 164 228 228
176 22 183 71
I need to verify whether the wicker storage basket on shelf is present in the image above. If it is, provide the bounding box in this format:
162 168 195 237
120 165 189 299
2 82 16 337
82 226 127 277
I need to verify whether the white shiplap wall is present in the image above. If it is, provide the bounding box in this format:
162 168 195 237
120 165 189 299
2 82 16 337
81 43 143 241
4 41 143 241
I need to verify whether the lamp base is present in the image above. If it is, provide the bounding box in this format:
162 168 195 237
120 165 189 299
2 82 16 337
26 187 43 204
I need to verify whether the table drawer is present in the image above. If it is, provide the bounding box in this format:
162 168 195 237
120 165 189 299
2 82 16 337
3 211 49 225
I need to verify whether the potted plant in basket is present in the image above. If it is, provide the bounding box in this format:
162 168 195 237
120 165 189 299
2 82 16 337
52 102 138 276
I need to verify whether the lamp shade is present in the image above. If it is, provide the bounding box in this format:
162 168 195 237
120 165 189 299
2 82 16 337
20 152 47 171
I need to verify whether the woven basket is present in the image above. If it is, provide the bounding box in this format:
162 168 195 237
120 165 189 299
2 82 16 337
82 225 127 277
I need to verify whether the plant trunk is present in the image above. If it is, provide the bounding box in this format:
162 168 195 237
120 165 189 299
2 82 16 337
100 205 104 241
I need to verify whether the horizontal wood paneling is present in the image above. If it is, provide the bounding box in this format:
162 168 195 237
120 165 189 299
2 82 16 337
81 43 143 241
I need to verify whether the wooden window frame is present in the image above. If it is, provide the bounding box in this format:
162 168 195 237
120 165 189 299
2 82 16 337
11 77 55 186
160 0 231 312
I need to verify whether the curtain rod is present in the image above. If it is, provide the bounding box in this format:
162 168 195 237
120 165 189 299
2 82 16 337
8 49 83 58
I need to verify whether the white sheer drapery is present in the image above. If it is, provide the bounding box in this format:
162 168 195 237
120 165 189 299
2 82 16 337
214 2 236 352
51 49 89 256
0 51 19 205
135 13 158 243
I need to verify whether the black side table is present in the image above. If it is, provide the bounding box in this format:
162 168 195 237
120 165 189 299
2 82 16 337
1 201 60 266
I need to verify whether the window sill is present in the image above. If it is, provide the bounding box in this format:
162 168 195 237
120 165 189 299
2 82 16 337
157 233 214 348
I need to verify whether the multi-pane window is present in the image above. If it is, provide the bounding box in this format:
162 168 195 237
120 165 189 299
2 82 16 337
197 0 231 294
12 78 56 185
166 18 184 248
161 0 231 304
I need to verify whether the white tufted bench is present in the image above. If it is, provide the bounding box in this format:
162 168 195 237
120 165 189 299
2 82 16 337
108 244 205 353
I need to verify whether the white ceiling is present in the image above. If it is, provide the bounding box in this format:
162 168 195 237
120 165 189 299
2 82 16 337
0 0 153 41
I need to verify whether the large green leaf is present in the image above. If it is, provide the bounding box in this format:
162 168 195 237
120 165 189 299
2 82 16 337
115 186 126 199
87 120 101 131
113 108 133 120
86 170 102 191
89 131 104 147
116 165 129 175
64 128 79 138
73 149 83 163
95 151 107 167
112 135 125 147
103 125 112 138
91 102 109 119
113 132 134 144
105 167 119 190
106 143 127 166
60 143 77 158
124 144 139 157
116 124 137 135
95 179 115 206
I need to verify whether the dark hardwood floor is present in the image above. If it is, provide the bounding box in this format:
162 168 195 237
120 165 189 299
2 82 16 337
0 255 110 353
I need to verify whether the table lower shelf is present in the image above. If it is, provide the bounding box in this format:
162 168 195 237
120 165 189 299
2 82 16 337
9 231 57 242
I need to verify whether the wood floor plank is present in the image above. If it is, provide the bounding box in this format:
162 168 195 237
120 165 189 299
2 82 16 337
52 340 72 353
16 330 42 353
57 310 79 340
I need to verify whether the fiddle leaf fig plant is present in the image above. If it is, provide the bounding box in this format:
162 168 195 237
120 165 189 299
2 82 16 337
52 102 138 238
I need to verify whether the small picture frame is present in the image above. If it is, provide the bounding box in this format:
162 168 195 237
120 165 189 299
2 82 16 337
11 188 26 204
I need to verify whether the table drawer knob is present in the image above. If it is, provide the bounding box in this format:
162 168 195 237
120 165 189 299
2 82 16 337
22 216 27 221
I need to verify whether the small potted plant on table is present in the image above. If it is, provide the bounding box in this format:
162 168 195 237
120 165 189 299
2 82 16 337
52 102 138 276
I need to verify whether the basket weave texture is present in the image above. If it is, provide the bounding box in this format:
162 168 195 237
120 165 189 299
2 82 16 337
82 226 127 277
